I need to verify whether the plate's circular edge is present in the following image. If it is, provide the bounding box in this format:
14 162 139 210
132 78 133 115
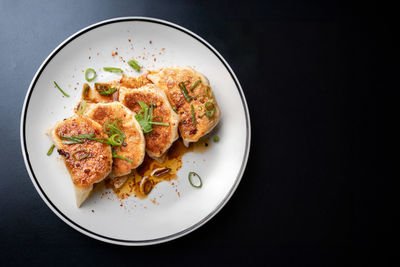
19 16 251 246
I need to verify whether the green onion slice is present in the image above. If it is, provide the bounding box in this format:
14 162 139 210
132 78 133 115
85 68 96 82
60 136 84 144
179 82 192 102
190 104 197 127
112 153 133 163
47 144 55 156
99 87 117 96
109 134 123 146
190 80 201 91
134 101 168 133
72 149 91 161
140 176 154 195
78 100 86 115
204 102 215 118
103 67 123 73
213 136 220 142
188 172 202 188
172 107 178 114
54 81 70 97
128 59 141 71
149 121 170 126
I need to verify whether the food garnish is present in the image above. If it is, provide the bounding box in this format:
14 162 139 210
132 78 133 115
103 67 123 73
85 68 96 82
135 101 169 133
47 144 55 156
188 171 202 188
72 149 91 161
190 80 201 91
178 82 192 102
204 102 215 118
54 81 70 97
128 59 141 71
140 176 154 195
190 104 196 127
77 100 86 115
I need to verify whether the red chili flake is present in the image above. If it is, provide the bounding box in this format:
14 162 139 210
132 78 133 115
149 40 152 44
128 39 131 42
91 210 94 213
154 58 156 62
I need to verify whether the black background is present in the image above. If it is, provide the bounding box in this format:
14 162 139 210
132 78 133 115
0 0 395 266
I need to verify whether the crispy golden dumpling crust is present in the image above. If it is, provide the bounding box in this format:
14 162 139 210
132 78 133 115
119 84 180 160
51 116 112 206
83 102 146 177
147 67 221 146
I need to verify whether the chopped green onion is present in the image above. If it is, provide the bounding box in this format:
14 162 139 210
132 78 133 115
78 100 86 115
128 59 141 71
47 144 55 156
204 102 215 118
88 137 111 144
149 121 170 126
143 180 153 194
135 101 168 133
54 81 70 97
188 172 202 188
179 82 192 102
172 107 178 114
213 136 220 143
60 136 84 144
149 101 154 121
99 87 117 96
139 176 153 194
190 104 196 127
103 67 123 73
73 133 95 139
112 153 133 163
109 134 123 146
72 149 91 161
190 80 201 91
108 124 125 139
85 68 96 82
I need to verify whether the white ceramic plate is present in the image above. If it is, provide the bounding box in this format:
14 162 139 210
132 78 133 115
20 17 250 245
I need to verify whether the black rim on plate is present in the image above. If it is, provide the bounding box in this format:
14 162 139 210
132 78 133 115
21 17 251 245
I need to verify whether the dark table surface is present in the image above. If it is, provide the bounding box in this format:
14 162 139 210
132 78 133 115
0 0 395 266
